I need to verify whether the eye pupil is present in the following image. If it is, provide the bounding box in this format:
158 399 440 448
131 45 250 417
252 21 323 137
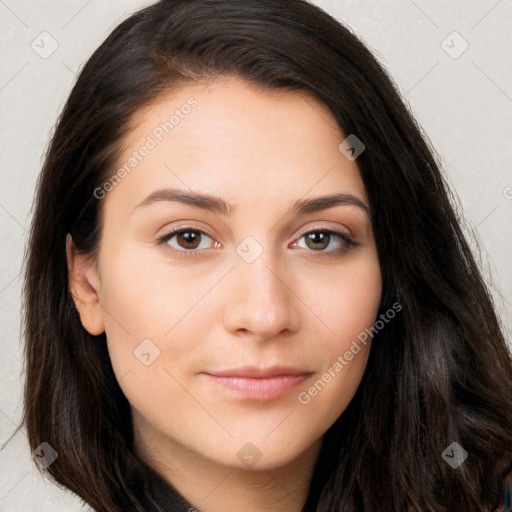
177 230 201 249
305 232 329 250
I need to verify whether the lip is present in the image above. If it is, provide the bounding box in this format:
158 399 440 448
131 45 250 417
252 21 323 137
205 365 311 378
201 366 312 401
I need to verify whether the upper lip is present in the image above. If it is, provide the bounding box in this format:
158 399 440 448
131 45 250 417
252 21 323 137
203 365 312 378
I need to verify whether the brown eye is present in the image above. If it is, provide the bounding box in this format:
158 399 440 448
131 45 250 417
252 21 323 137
158 228 215 253
175 229 202 249
304 232 330 251
293 229 358 256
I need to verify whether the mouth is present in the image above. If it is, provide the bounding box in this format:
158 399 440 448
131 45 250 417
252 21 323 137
201 366 313 401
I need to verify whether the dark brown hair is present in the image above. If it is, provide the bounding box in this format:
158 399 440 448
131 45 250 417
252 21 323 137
17 0 512 510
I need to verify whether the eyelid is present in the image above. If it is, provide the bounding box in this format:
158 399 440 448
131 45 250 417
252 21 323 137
156 222 216 242
295 222 354 240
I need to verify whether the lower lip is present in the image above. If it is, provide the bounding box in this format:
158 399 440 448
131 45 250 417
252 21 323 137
203 374 310 401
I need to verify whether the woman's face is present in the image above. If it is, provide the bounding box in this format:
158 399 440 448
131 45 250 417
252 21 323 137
70 77 382 471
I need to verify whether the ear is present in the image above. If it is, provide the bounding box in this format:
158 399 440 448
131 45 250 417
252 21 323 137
66 233 105 335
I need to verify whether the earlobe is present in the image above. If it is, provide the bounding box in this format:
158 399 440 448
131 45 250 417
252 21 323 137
66 234 105 335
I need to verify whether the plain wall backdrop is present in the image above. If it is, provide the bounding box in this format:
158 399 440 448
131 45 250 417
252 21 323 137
0 0 511 509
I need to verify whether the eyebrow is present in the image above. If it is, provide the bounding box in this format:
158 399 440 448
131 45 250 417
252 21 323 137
132 187 370 217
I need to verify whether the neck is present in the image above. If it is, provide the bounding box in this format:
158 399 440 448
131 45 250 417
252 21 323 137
132 412 322 512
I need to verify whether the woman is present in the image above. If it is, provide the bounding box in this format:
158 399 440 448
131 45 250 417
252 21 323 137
20 0 512 510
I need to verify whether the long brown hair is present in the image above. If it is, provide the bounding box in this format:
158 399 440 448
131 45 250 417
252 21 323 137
19 0 512 510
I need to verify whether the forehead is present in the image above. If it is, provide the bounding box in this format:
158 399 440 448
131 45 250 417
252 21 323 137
125 77 341 150
106 77 367 213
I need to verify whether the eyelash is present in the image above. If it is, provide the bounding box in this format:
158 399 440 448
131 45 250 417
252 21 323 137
156 226 359 259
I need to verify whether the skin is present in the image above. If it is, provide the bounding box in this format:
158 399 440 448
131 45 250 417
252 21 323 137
67 77 382 512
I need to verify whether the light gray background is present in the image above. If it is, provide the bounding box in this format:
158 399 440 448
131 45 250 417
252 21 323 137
1 0 511 509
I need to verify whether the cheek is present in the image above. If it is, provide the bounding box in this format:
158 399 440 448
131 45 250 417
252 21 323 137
99 239 205 341
304 252 382 347
97 244 220 399
294 255 381 417
336 261 382 340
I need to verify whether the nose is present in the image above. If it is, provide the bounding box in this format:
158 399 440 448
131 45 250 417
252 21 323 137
222 252 301 341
